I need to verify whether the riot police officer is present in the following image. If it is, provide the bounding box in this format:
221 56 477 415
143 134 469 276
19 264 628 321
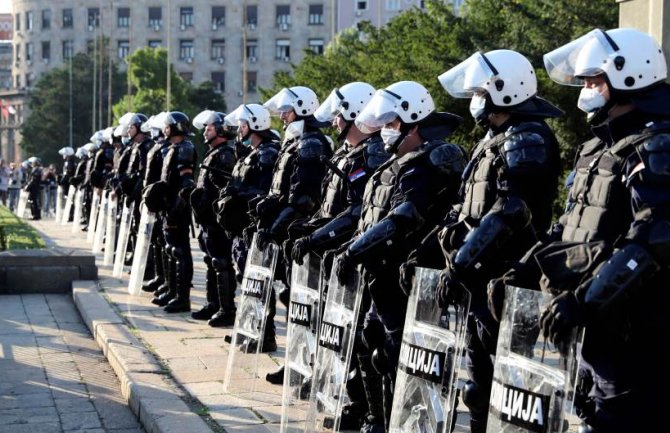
539 28 670 433
24 157 43 220
436 50 563 433
58 147 76 221
245 86 332 352
189 110 238 325
334 81 467 431
143 112 197 313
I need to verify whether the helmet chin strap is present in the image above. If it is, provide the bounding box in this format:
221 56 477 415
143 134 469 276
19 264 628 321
385 123 411 154
337 121 353 143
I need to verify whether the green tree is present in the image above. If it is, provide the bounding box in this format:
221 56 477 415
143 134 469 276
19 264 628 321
112 47 225 122
21 50 126 165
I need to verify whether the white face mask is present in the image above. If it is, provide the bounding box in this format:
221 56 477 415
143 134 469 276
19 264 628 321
577 87 607 114
284 120 305 140
469 94 487 120
380 127 402 149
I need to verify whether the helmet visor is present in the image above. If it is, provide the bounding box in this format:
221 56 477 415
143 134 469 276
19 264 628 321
141 115 155 133
354 89 403 134
263 87 298 115
113 124 126 138
193 110 221 130
544 29 615 86
314 88 346 123
438 52 497 98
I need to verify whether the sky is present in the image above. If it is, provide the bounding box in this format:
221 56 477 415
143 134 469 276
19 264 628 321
0 1 12 14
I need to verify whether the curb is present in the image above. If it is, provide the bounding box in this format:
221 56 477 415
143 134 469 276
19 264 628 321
72 279 214 433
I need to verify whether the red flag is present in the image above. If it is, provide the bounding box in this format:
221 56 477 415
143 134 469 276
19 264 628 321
0 99 8 119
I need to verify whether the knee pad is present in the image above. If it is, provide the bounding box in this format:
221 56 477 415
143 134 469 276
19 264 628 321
203 255 212 267
211 257 230 273
172 246 186 260
371 348 390 376
362 319 386 351
462 381 489 413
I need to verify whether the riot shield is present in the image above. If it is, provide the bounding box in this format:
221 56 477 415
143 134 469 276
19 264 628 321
280 253 323 433
388 267 470 433
304 257 362 433
60 185 75 225
103 194 118 266
55 185 64 222
112 201 133 278
223 234 280 403
15 189 28 218
486 286 580 433
71 188 84 234
86 190 101 243
127 204 156 295
92 191 108 253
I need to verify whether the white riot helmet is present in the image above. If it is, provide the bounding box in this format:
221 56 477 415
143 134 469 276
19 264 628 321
75 147 88 159
315 82 376 123
544 28 667 91
58 146 75 158
439 50 537 107
144 112 168 139
84 142 98 154
225 104 272 132
90 130 105 146
263 86 320 117
355 81 435 134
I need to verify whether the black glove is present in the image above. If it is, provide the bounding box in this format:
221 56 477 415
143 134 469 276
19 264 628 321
399 258 418 297
292 237 311 265
539 291 586 346
256 228 273 250
334 251 354 286
242 224 256 247
256 196 277 217
436 267 465 308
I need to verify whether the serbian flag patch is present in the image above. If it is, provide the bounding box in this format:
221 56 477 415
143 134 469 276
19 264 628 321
348 168 366 182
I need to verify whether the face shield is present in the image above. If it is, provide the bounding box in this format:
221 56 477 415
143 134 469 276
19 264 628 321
354 89 403 134
438 52 498 98
543 29 616 86
263 87 299 115
314 88 348 123
193 110 223 130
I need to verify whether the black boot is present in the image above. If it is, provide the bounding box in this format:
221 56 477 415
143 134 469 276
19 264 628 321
142 244 164 292
164 249 192 313
265 365 285 385
208 265 236 327
152 254 176 306
192 263 219 320
358 353 386 433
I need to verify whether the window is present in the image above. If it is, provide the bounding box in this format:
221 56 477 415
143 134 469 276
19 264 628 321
276 5 290 28
211 72 225 93
356 1 369 11
86 39 95 55
386 0 401 10
62 40 74 59
211 6 225 28
211 39 225 61
26 73 33 88
26 11 34 30
148 40 162 48
15 43 20 62
247 71 257 93
62 9 73 28
42 9 51 29
246 40 258 62
117 8 130 28
246 5 257 27
15 13 20 31
275 39 290 61
118 40 129 59
180 72 193 82
308 39 324 55
180 7 193 28
308 5 324 25
148 7 162 28
25 43 33 61
88 8 100 29
15 75 20 88
179 40 194 61
42 41 50 61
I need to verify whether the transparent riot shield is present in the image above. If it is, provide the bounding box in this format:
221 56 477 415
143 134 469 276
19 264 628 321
486 286 580 433
71 188 84 234
55 185 64 222
280 253 323 433
127 204 156 295
60 185 75 225
112 201 133 278
15 189 28 218
103 194 118 266
86 190 101 243
223 234 280 403
92 191 108 253
304 257 362 433
388 267 470 433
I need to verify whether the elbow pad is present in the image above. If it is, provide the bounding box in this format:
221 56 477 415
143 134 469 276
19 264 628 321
309 210 358 251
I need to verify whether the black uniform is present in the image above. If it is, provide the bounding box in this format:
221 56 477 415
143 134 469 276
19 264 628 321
25 165 43 220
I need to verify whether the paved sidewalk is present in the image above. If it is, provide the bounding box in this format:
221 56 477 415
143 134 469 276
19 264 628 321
28 216 582 433
0 293 144 433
